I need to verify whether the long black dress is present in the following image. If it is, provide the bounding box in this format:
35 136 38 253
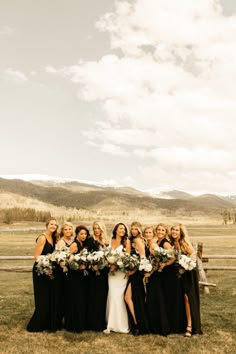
166 246 202 335
146 238 170 335
126 238 150 334
64 239 89 332
87 239 108 331
180 260 202 334
27 237 63 332
163 262 186 333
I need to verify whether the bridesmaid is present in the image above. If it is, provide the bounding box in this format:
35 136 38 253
87 221 108 331
104 223 131 334
124 221 149 335
64 225 90 332
27 218 62 332
145 224 170 335
56 222 75 326
56 221 74 251
169 223 202 336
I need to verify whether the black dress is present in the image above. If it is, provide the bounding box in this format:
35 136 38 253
179 259 202 334
27 237 63 332
146 238 170 335
163 262 186 333
87 239 108 331
126 238 150 334
64 239 89 332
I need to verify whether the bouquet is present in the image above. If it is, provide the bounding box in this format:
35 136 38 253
139 257 153 273
87 250 108 275
67 248 89 276
104 247 125 274
35 254 56 279
51 247 71 273
150 245 173 272
175 251 197 278
121 253 140 275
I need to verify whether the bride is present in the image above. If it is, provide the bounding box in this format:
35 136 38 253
104 223 131 334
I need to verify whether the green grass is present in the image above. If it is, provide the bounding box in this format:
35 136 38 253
0 225 236 353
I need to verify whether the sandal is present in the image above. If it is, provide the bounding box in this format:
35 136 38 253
184 326 192 337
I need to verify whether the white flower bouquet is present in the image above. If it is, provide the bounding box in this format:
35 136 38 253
35 254 55 279
67 248 89 276
51 247 71 273
175 251 197 277
122 253 140 275
139 257 153 273
150 245 173 272
104 247 125 274
87 250 108 275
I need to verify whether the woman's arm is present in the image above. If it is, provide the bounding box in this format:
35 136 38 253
34 235 46 259
69 242 78 254
134 238 146 258
56 239 64 251
125 239 131 254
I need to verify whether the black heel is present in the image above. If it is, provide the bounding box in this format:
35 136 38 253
132 324 140 336
184 326 192 337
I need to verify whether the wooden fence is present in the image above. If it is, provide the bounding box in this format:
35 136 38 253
0 243 236 294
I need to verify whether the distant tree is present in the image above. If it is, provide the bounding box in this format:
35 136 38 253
222 208 229 225
3 209 13 224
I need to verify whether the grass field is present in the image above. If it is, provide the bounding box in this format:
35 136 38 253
0 224 236 354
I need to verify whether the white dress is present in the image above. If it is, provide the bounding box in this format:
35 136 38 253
104 245 129 333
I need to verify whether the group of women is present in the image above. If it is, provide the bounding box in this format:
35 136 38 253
26 218 202 337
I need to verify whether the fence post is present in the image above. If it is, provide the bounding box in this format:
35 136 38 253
197 242 210 294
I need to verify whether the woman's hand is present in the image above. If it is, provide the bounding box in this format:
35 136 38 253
159 262 165 271
144 272 151 278
60 261 65 269
79 264 86 270
127 269 137 276
109 264 117 272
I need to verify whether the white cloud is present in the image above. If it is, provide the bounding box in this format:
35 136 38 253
46 0 236 193
0 26 14 35
5 68 28 81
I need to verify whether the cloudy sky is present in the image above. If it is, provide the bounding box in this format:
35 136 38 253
1 0 236 195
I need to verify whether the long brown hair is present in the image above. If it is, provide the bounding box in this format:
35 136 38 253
46 218 59 244
112 223 129 247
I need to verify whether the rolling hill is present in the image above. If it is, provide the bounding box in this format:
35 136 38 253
0 178 234 218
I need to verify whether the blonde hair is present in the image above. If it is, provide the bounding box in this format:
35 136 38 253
92 221 107 244
155 223 169 239
143 225 156 238
60 221 74 238
130 221 142 237
130 221 146 245
170 223 190 253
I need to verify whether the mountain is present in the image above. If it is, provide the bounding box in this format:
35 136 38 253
189 194 235 209
157 190 193 200
221 195 236 206
0 177 234 217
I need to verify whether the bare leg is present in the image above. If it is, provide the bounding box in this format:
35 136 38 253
124 283 137 325
184 293 192 337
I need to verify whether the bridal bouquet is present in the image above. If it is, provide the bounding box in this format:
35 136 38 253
104 247 125 274
87 250 108 275
67 248 89 275
35 254 56 279
150 245 173 272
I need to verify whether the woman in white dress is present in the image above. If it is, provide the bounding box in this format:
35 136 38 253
104 223 131 334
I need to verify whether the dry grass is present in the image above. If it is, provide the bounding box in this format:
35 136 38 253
0 224 236 353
